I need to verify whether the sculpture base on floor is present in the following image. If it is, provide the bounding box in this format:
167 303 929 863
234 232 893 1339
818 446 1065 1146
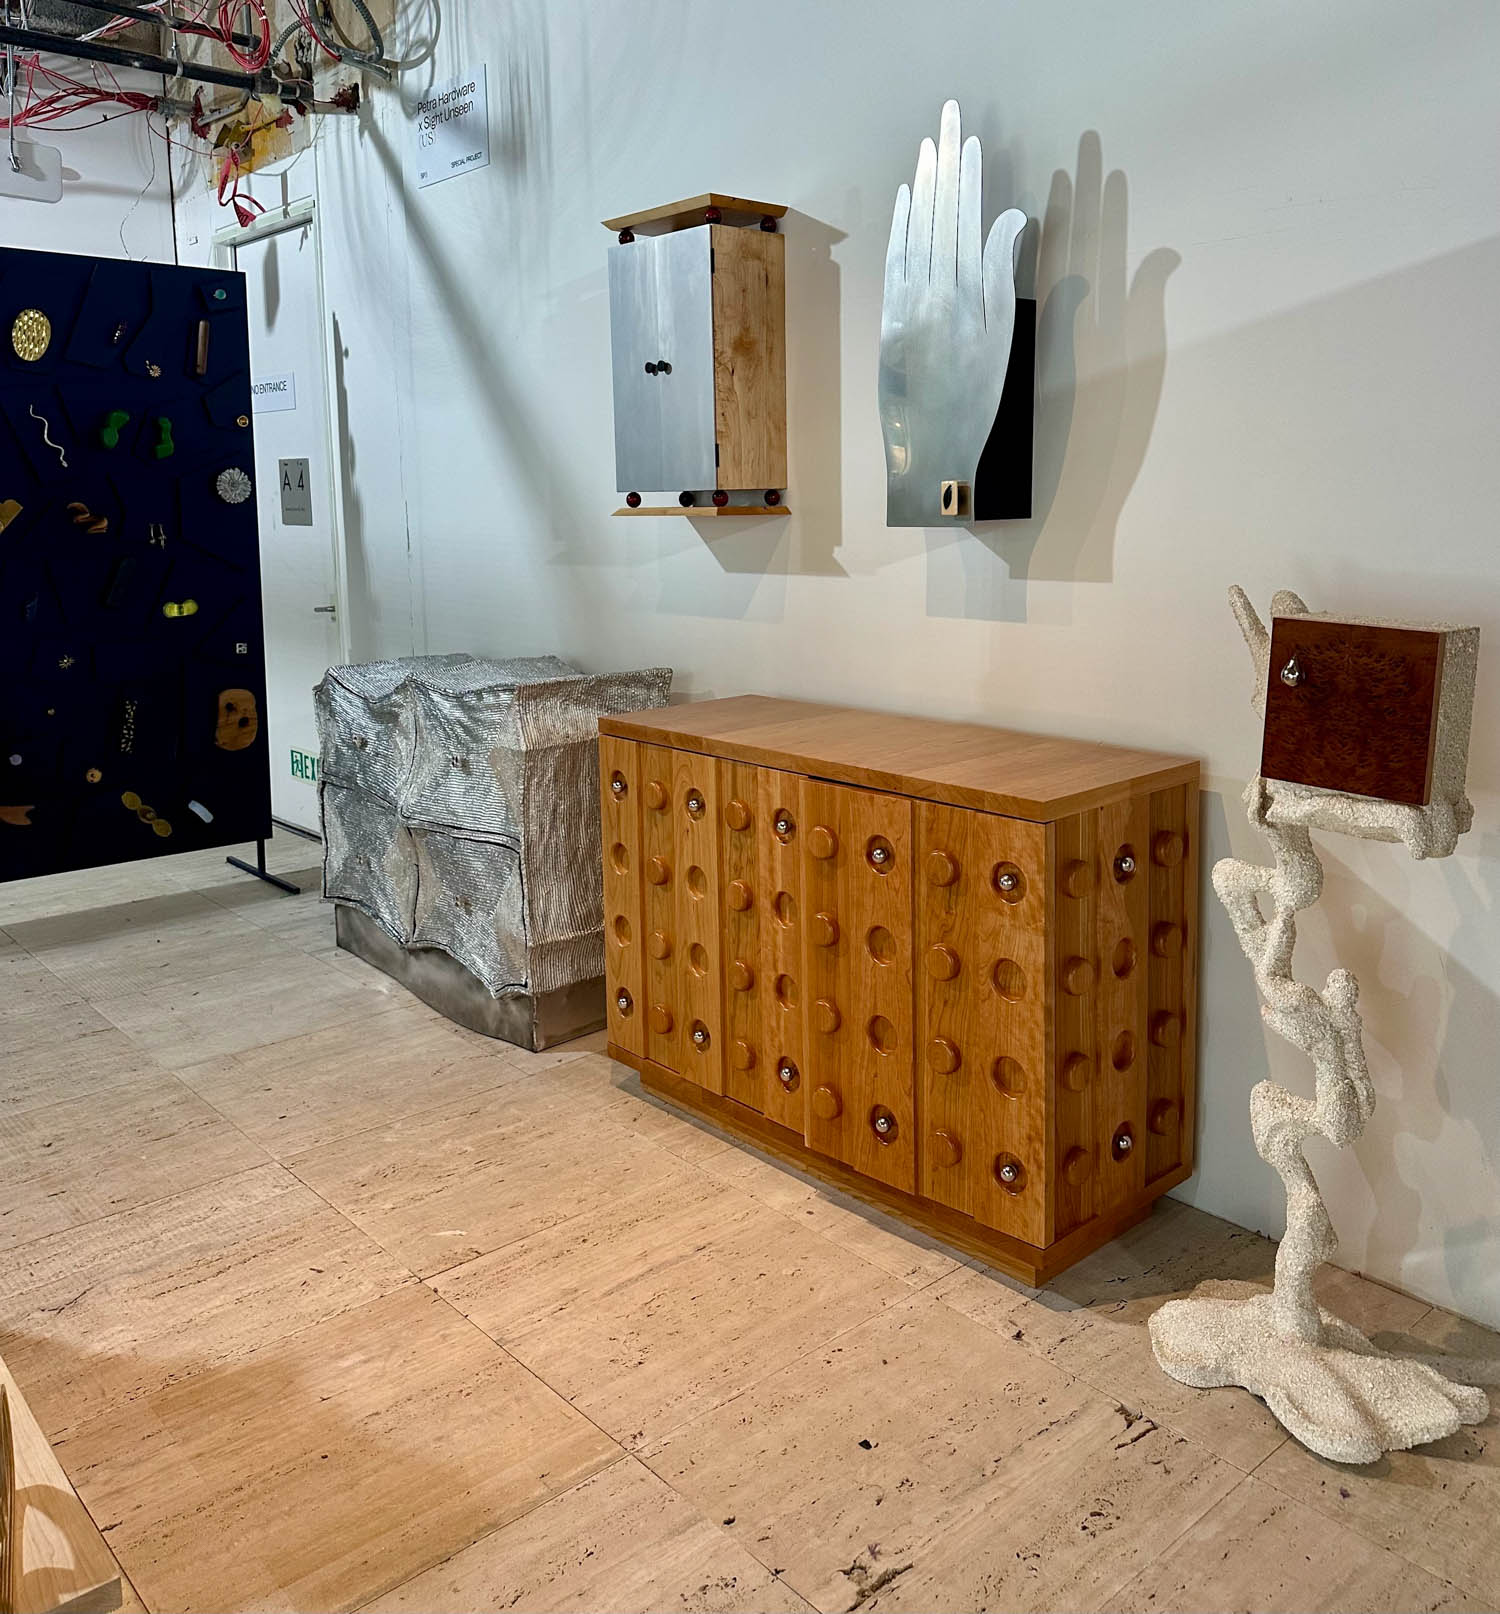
1151 1281 1489 1465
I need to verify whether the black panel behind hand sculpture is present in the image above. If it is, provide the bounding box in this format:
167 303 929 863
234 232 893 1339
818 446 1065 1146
0 246 270 881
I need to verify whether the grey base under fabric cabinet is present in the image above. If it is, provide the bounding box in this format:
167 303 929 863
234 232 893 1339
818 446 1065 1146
314 654 671 1049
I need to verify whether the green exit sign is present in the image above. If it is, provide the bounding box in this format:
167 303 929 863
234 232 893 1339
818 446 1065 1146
290 748 320 782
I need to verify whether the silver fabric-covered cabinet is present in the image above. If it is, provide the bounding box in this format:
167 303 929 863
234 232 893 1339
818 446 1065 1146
315 655 671 1047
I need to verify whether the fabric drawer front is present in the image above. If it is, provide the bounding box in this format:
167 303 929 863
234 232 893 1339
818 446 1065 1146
321 783 418 943
410 827 528 996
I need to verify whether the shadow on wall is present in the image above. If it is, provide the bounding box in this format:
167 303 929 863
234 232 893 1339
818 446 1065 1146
926 130 1178 622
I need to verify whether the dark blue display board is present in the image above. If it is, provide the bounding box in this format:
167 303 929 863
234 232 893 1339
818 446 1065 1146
0 247 271 881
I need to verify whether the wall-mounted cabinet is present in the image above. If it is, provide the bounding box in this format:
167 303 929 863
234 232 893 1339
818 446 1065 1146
604 194 787 515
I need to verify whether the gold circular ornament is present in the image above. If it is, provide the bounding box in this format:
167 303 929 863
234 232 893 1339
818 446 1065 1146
152 818 173 837
86 767 102 784
236 414 249 428
121 790 142 810
11 308 51 362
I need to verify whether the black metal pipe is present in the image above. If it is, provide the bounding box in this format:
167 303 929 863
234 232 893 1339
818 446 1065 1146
0 20 305 96
51 0 265 54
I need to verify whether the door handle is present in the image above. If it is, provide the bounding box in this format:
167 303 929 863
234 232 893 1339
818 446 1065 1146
313 604 337 614
642 360 672 376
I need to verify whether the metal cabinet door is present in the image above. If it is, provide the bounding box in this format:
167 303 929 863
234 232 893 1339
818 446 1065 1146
652 229 717 492
608 238 664 491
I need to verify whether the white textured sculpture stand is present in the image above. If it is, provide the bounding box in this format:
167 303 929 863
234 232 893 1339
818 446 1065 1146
1149 587 1490 1465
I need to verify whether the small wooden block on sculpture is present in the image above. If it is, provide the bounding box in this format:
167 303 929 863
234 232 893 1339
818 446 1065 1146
602 193 787 234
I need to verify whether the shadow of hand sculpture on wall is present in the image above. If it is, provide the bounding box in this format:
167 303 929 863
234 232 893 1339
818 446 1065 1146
879 100 1026 527
1001 131 1179 584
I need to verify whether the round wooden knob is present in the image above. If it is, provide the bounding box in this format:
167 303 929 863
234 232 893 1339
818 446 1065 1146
925 944 960 981
1061 1052 1091 1092
648 930 672 959
928 1037 961 1074
645 780 669 812
729 958 754 991
932 1128 962 1167
1150 1011 1182 1048
1149 1098 1179 1135
813 997 842 1034
1064 1145 1093 1187
648 1004 673 1035
1152 830 1184 867
731 1039 756 1071
1061 956 1096 996
724 797 752 832
1061 859 1093 898
810 911 839 948
811 1084 842 1120
808 825 838 860
647 857 671 886
926 850 959 887
728 880 753 911
1151 922 1182 958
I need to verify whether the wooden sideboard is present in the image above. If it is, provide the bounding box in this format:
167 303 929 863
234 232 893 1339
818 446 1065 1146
598 695 1199 1284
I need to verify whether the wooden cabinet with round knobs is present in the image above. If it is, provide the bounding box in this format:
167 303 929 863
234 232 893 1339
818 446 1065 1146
599 701 1198 1285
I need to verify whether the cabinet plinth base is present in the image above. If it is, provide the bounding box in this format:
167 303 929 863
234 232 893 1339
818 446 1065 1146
612 1044 1189 1286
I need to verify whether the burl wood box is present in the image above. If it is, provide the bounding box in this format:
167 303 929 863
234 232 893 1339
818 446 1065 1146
598 696 1200 1284
1262 614 1480 806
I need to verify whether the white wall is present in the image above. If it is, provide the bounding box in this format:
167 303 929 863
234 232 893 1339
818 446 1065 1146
0 70 174 260
178 0 1500 1326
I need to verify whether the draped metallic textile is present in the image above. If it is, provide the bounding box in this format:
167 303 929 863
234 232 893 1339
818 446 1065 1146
315 655 671 998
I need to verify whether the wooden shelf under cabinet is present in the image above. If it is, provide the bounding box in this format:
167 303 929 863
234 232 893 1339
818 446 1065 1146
598 695 1200 1285
612 506 790 518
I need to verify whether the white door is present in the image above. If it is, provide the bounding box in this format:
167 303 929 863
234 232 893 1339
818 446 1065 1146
235 219 341 833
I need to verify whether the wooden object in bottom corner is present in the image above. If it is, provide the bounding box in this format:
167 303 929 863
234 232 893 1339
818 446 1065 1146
0 1360 121 1614
599 694 1200 1285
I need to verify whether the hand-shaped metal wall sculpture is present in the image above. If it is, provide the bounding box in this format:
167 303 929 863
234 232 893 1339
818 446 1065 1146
880 100 1032 526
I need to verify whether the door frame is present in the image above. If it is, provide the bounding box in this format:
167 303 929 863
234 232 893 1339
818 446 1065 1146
212 198 353 667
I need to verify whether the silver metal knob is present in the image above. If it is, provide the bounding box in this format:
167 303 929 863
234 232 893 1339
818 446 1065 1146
998 1161 1020 1184
692 1027 708 1046
873 1113 893 1135
1115 853 1135 878
997 871 1019 892
1280 657 1303 687
615 992 630 1012
778 1060 797 1084
775 817 792 836
870 845 888 864
610 777 625 795
686 791 704 813
1116 1131 1133 1154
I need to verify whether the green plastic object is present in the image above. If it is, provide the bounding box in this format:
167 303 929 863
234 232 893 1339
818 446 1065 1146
152 416 174 460
99 409 130 449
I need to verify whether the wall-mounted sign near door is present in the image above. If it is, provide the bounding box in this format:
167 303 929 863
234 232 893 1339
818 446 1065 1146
278 457 314 526
252 370 297 413
412 65 490 189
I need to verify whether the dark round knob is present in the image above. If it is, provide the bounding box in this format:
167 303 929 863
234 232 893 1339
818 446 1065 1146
925 944 960 981
729 958 754 991
926 850 959 886
759 215 778 232
711 490 729 508
928 1037 960 1074
615 989 633 1015
646 780 669 812
648 1004 673 1035
728 880 753 912
678 491 695 508
777 1058 800 1091
647 856 671 886
808 825 838 859
618 228 634 243
764 488 781 504
724 797 751 831
811 1084 841 1120
704 206 723 223
624 491 642 508
810 911 839 948
813 997 841 1034
656 360 671 375
643 361 658 375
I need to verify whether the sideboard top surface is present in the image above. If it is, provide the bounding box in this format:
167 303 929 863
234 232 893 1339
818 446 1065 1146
600 695 1199 821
